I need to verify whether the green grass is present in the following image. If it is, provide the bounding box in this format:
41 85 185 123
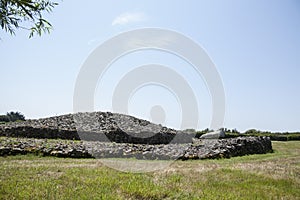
0 141 299 199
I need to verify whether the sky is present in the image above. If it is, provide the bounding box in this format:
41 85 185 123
0 0 300 132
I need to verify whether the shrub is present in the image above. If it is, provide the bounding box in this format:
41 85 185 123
0 111 26 123
6 111 25 122
0 115 10 122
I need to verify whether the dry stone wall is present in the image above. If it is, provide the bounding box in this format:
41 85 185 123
0 112 273 159
0 136 272 160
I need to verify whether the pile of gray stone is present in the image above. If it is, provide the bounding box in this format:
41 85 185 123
0 111 273 159
0 136 272 160
0 112 186 144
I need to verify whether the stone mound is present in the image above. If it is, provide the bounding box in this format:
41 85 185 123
0 136 273 160
0 112 273 159
0 112 192 144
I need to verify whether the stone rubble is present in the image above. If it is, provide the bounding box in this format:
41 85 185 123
0 112 188 144
0 111 273 159
0 136 272 160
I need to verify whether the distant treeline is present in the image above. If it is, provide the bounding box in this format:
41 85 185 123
185 128 300 141
0 112 25 123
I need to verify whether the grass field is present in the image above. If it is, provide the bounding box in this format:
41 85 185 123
0 141 299 200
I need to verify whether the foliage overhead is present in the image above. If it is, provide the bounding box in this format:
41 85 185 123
0 0 58 38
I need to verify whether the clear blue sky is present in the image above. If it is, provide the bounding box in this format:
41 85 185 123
1 0 299 132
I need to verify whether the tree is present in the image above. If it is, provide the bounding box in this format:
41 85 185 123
0 0 58 38
245 129 260 135
6 111 25 121
0 115 10 122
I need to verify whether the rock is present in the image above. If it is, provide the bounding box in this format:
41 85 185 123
0 111 179 144
0 147 11 156
200 129 225 139
0 136 272 160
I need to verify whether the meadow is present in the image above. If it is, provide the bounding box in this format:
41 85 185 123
0 141 299 200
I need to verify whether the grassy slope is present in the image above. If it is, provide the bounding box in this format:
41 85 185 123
0 141 299 200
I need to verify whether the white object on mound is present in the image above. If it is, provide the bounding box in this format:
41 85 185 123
200 129 225 139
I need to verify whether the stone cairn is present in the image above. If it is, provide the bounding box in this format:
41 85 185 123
0 112 273 159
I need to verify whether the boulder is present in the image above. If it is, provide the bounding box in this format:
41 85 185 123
200 129 225 139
